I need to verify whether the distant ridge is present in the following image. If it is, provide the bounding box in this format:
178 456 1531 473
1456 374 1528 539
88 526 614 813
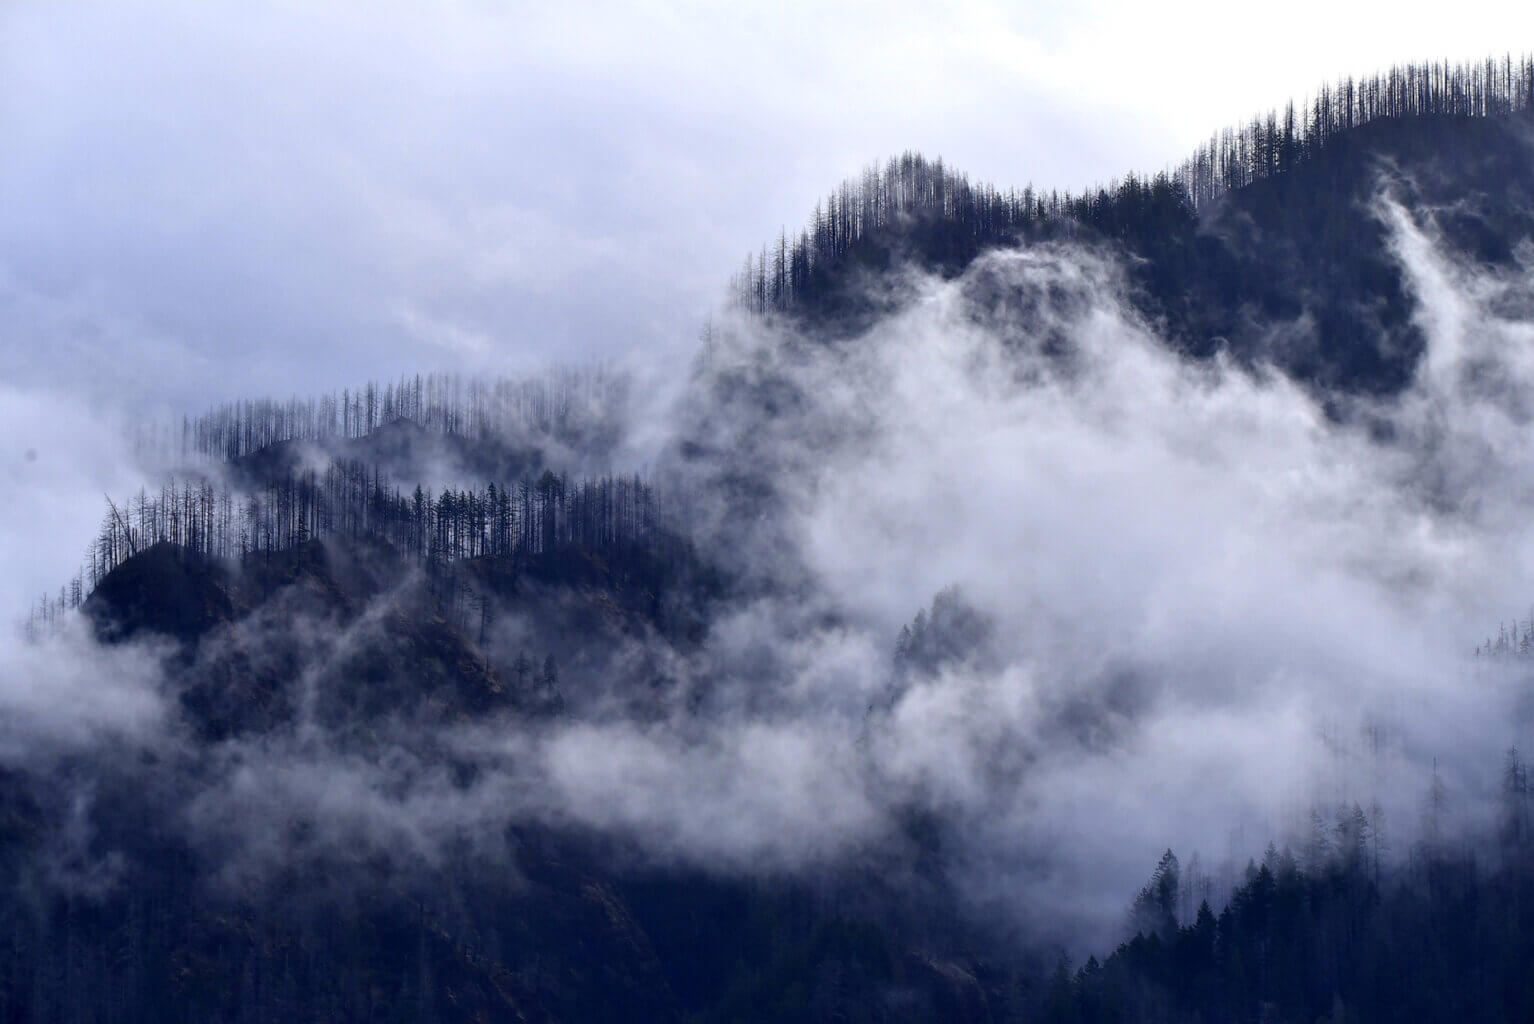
170 366 626 463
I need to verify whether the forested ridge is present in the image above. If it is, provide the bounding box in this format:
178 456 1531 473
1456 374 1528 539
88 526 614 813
732 56 1534 399
26 366 650 638
172 367 625 463
13 53 1534 1024
87 466 663 580
737 56 1534 318
27 464 675 642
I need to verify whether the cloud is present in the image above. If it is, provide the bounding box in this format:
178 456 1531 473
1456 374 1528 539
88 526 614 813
0 381 152 623
0 616 168 764
596 194 1534 944
11 1 1531 421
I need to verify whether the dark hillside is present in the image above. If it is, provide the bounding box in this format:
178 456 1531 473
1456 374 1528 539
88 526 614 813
1132 108 1534 393
79 517 708 739
12 526 1042 1024
746 58 1534 396
83 541 234 646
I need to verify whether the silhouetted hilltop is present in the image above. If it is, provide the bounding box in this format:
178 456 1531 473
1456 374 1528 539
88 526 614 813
82 541 234 646
78 511 709 741
743 57 1534 394
16 494 1005 1024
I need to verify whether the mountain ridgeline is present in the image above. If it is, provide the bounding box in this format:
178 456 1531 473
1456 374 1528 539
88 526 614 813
11 56 1534 1024
739 56 1534 393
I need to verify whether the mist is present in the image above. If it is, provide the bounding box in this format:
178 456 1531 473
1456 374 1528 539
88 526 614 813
499 186 1534 944
11 181 1533 961
604 186 1534 930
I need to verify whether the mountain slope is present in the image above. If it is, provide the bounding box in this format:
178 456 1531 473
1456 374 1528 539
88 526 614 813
748 65 1534 396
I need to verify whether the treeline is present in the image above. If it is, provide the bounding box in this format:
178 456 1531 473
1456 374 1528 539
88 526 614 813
740 56 1534 315
172 366 626 462
735 152 1042 314
1176 54 1534 209
1473 610 1534 658
89 464 664 580
1048 747 1534 1023
22 367 645 641
733 150 1043 312
17 464 672 639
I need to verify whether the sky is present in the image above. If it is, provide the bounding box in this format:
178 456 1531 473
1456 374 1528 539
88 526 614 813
2 0 1533 609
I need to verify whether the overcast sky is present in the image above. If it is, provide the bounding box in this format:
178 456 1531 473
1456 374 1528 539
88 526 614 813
3 0 1533 610
5 1 1533 408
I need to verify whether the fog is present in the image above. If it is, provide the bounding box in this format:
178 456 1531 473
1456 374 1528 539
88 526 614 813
505 191 1534 942
10 185 1534 953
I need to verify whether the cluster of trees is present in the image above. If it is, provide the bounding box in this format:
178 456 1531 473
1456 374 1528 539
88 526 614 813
1473 611 1534 658
11 462 674 644
21 363 662 641
24 463 672 640
893 585 994 677
22 578 84 641
735 152 1043 314
1038 750 1534 1023
175 367 625 462
740 56 1534 316
20 461 680 641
